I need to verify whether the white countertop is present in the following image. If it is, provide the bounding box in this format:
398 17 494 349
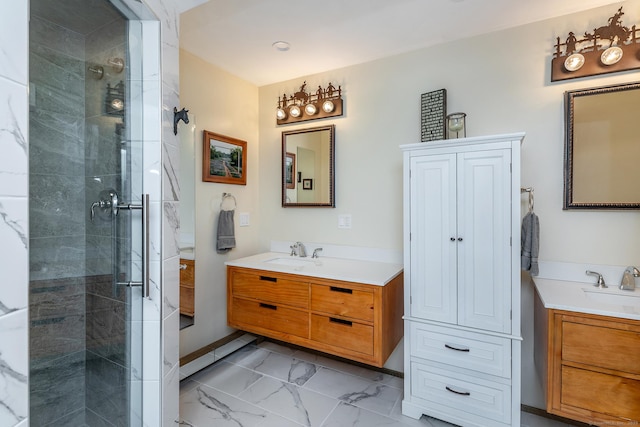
225 252 403 286
533 277 640 321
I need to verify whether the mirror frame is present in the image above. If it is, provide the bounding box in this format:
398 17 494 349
564 81 640 210
282 124 335 208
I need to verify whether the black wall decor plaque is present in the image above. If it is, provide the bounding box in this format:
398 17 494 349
420 89 447 142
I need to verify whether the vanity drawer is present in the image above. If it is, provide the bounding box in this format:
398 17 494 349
411 361 511 425
410 322 511 378
561 365 640 421
230 270 309 308
231 298 309 338
180 286 194 316
310 314 373 355
562 319 640 375
310 284 374 322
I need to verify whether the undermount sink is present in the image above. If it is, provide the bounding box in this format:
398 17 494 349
263 257 316 267
582 288 640 306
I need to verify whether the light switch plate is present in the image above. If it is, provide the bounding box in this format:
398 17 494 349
239 212 250 227
338 214 352 229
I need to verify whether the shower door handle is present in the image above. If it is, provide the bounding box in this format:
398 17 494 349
116 194 150 298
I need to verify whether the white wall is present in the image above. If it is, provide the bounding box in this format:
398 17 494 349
179 50 261 357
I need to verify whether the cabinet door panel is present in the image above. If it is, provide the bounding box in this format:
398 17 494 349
410 154 457 323
457 149 511 333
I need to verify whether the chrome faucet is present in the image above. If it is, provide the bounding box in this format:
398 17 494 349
295 241 307 257
620 266 640 291
312 248 323 258
586 270 607 288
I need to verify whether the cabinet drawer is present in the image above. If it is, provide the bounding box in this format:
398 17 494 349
561 365 640 421
311 284 374 321
231 270 308 308
411 361 511 425
410 322 511 378
562 320 640 375
231 298 308 338
180 259 195 287
310 314 373 355
180 286 194 316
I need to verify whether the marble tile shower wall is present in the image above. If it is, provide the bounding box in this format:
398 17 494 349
0 2 29 426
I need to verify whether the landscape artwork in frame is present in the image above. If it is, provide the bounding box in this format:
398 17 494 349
202 130 247 185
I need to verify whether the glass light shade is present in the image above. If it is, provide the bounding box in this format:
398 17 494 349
276 108 287 120
601 46 623 65
564 53 585 72
322 100 335 113
111 98 124 110
290 105 301 118
446 112 466 138
304 103 317 115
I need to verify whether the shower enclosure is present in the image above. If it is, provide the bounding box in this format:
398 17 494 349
28 0 157 425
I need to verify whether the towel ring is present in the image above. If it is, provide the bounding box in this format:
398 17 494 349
521 187 534 212
220 193 237 211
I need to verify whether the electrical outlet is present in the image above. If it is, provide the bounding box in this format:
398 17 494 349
338 214 352 229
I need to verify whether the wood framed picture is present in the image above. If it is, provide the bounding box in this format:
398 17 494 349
285 152 296 189
302 178 313 190
202 130 247 185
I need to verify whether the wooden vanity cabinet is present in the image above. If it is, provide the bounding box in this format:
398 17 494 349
179 259 195 316
545 309 640 425
227 266 403 367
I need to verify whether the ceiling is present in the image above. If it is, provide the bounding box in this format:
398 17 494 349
179 0 622 86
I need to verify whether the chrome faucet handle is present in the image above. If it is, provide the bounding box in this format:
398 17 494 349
290 243 298 256
620 266 639 290
312 248 323 258
586 270 607 288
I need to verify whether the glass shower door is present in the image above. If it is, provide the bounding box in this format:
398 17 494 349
28 0 152 424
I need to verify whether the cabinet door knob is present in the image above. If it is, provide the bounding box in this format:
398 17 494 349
450 237 456 242
457 237 463 241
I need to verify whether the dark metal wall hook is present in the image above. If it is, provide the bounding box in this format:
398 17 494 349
173 107 189 135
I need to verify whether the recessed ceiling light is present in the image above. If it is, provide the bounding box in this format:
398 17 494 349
272 41 290 52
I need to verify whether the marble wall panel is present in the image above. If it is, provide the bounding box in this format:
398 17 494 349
85 351 127 426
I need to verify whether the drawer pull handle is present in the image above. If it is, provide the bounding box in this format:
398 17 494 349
445 386 470 396
445 344 470 352
259 303 277 310
260 276 277 282
329 317 352 326
330 286 352 294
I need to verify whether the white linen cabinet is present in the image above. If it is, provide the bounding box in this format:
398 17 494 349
401 133 524 427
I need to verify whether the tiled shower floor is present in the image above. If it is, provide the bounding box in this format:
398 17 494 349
179 340 579 427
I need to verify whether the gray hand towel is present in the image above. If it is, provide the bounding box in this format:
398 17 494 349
216 209 236 253
521 211 540 276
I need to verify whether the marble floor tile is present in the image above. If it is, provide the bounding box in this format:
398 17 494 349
239 376 338 426
188 361 263 396
179 383 268 427
180 340 581 427
303 367 402 416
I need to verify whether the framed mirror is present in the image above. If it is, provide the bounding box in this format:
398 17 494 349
564 82 640 209
282 125 335 207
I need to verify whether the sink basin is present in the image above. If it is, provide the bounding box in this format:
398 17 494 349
582 288 640 306
263 257 316 267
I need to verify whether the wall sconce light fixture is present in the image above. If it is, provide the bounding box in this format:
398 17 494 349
106 81 125 116
276 81 343 125
551 7 640 81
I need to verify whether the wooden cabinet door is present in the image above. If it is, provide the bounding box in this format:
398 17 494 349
409 153 457 324
457 149 511 334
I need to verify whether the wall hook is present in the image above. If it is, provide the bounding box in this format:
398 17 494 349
173 107 189 135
